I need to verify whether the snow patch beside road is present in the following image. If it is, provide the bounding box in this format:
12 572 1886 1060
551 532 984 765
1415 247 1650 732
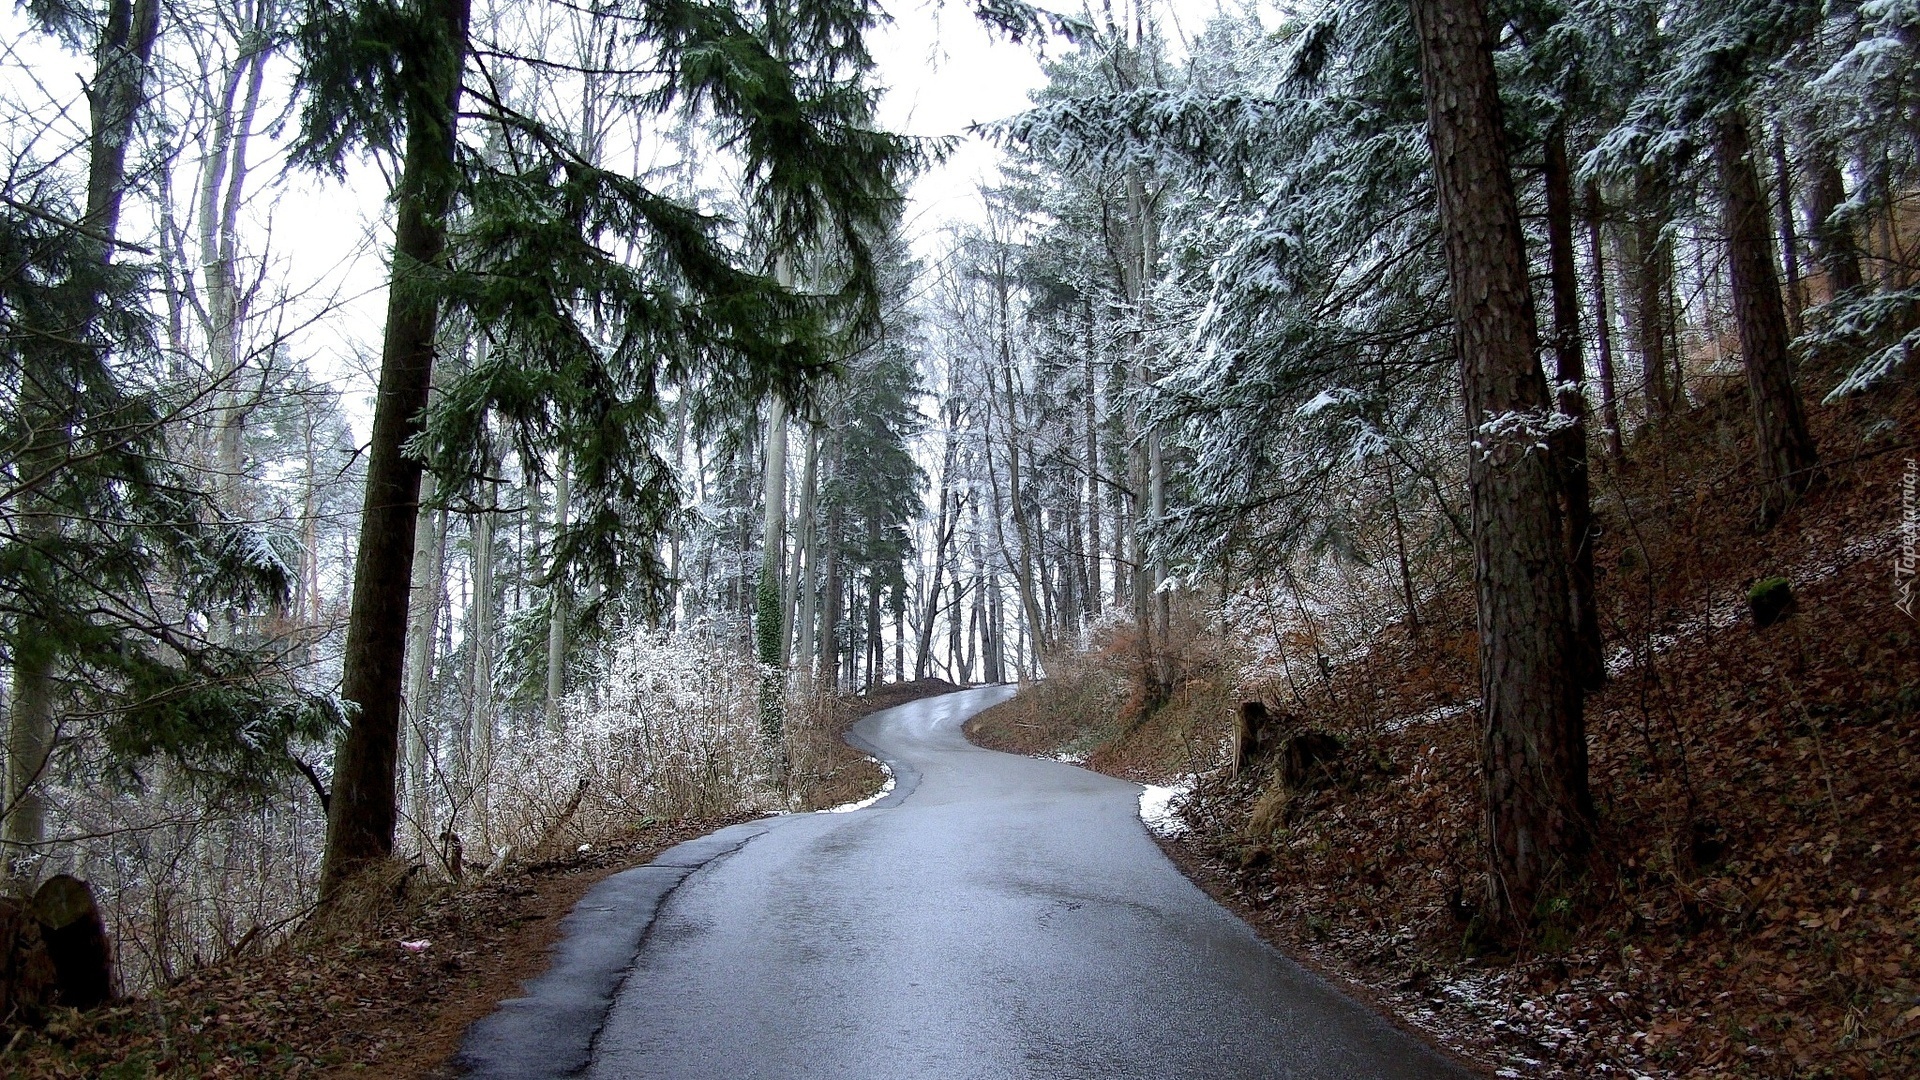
1138 779 1195 838
822 761 895 814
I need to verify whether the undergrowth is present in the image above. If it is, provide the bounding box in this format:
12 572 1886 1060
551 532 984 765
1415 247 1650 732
977 372 1920 1077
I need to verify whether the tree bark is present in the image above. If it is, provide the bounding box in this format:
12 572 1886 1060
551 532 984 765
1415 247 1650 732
819 441 843 689
320 0 471 898
1382 456 1420 639
466 421 497 845
793 424 820 683
1410 0 1591 920
1631 179 1676 421
1583 184 1626 461
401 488 445 856
759 397 788 663
1770 129 1804 334
1544 129 1604 691
1715 110 1819 524
545 447 571 728
1083 319 1102 612
913 428 957 678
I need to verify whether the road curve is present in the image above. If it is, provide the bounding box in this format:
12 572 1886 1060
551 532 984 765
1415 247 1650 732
456 685 1474 1079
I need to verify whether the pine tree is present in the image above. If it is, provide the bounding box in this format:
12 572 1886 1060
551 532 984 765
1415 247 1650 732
3 0 341 889
1409 0 1591 920
293 0 912 894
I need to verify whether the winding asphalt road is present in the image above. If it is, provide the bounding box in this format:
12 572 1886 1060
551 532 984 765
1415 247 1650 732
456 685 1474 1079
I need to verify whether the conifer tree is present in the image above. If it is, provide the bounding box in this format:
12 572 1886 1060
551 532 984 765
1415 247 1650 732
293 0 911 893
1409 0 1591 919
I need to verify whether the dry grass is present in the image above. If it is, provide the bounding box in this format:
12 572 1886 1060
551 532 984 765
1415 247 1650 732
1 680 953 1077
0 815 750 1079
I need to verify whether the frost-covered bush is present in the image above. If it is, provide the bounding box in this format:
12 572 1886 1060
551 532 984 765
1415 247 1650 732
466 619 771 860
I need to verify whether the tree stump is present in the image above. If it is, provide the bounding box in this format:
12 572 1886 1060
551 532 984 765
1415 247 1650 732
1231 701 1276 778
32 875 115 1010
1280 731 1344 791
0 896 57 1028
1748 576 1795 629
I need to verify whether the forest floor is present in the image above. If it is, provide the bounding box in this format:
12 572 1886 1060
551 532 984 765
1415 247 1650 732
1 679 954 1079
969 376 1919 1078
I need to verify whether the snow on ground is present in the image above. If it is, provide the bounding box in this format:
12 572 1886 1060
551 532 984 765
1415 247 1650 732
1381 700 1479 734
821 761 895 814
1138 778 1195 838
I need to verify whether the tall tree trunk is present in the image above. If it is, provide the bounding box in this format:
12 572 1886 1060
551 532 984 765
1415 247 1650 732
467 422 497 846
794 425 820 683
949 576 966 683
820 465 842 689
758 398 788 664
5 0 160 889
1770 128 1805 334
200 11 272 508
1545 129 1604 690
1382 456 1421 639
320 0 471 898
666 394 688 625
988 259 1048 664
1083 319 1102 612
984 567 1004 684
913 434 956 679
1804 153 1862 298
1410 0 1591 920
786 419 817 674
401 490 445 858
546 448 570 728
1715 110 1820 524
1583 184 1627 461
864 524 881 688
1631 178 1676 422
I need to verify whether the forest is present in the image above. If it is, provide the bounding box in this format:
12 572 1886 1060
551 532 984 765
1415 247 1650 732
0 0 1916 1073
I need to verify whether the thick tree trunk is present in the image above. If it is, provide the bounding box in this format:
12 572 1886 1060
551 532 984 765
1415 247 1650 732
1715 110 1820 524
1545 130 1604 691
1410 0 1591 920
1583 185 1626 461
320 0 471 898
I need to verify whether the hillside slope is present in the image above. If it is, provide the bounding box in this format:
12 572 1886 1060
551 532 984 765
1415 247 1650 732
970 378 1919 1078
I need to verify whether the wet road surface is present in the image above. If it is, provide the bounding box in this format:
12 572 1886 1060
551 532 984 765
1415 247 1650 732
457 685 1474 1079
